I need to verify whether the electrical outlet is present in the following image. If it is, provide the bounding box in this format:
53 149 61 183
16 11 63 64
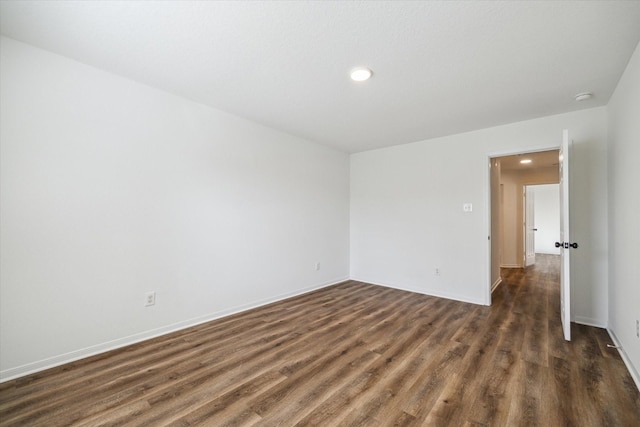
636 319 639 338
435 268 440 276
145 291 156 307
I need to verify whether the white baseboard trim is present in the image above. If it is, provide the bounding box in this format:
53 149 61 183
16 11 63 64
573 316 606 328
491 278 502 293
607 328 640 392
350 276 485 306
0 277 349 383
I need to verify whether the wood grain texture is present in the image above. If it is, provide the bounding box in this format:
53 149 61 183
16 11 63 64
1 254 638 426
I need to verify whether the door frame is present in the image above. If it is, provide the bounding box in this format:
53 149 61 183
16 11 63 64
485 144 560 306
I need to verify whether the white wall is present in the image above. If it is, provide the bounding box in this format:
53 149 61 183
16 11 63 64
500 171 521 267
533 184 560 255
0 37 350 380
351 107 608 325
607 41 640 385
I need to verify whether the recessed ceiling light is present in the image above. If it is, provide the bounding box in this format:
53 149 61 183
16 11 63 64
350 67 373 82
575 92 593 101
520 159 532 164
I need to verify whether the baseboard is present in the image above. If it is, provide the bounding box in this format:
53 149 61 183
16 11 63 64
607 328 640 392
491 278 502 293
0 277 349 383
500 263 521 268
350 276 485 306
572 316 606 328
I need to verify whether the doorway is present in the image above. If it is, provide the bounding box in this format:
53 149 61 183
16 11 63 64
524 183 561 265
489 149 560 295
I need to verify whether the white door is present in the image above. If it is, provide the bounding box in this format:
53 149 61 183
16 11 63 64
524 186 536 267
559 129 572 341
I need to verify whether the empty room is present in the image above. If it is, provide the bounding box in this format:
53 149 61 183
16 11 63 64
1 1 639 425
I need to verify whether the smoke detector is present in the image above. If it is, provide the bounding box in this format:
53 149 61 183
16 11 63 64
575 92 593 102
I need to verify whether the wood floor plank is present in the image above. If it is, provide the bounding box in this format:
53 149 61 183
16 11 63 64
1 261 639 426
395 340 470 423
505 359 542 426
342 310 472 425
284 301 461 425
155 369 287 427
465 345 519 426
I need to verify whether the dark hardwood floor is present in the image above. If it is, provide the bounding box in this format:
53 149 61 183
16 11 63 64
1 254 639 426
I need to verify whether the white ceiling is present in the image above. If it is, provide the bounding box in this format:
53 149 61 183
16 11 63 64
498 150 559 171
1 1 639 153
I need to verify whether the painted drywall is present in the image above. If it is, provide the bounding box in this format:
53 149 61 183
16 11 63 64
351 107 608 326
0 37 350 380
533 184 560 255
607 41 640 385
500 171 522 267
